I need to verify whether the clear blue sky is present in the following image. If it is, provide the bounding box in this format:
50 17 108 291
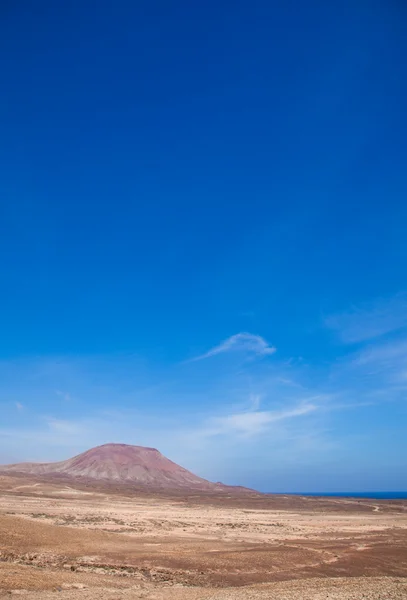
1 1 406 492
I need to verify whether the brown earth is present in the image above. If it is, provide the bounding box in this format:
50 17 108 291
0 474 406 599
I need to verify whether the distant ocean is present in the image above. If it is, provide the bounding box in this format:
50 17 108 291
288 492 407 500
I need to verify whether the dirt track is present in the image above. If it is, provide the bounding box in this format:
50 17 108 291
0 475 406 598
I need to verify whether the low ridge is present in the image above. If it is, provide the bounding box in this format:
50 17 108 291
0 443 231 491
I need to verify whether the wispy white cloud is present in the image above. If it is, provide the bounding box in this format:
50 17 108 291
15 402 23 412
325 292 407 343
275 377 305 389
353 339 407 367
189 332 276 362
199 403 318 438
345 338 407 389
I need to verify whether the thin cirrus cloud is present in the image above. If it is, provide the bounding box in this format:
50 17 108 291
353 339 407 367
202 404 317 438
324 292 407 344
189 332 276 362
348 338 407 388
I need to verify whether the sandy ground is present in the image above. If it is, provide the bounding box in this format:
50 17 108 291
0 475 406 599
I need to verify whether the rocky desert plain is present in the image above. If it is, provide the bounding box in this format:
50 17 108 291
0 444 406 599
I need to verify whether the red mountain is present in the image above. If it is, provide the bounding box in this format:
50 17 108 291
0 443 233 491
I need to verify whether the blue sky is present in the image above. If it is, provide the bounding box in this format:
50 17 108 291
1 1 406 492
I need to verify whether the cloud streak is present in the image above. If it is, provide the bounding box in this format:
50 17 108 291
325 292 407 344
190 332 276 362
204 403 317 437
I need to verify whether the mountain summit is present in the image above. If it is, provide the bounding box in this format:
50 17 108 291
0 443 229 491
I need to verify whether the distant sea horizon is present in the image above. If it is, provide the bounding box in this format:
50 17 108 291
277 491 407 500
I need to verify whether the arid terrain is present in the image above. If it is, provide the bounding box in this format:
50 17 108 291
0 473 406 599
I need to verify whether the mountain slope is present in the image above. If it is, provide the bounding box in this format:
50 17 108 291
0 443 229 491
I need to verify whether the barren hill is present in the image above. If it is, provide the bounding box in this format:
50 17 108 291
0 443 231 491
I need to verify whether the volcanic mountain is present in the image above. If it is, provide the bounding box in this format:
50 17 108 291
0 443 233 491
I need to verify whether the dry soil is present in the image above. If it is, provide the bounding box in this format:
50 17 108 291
0 475 406 599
